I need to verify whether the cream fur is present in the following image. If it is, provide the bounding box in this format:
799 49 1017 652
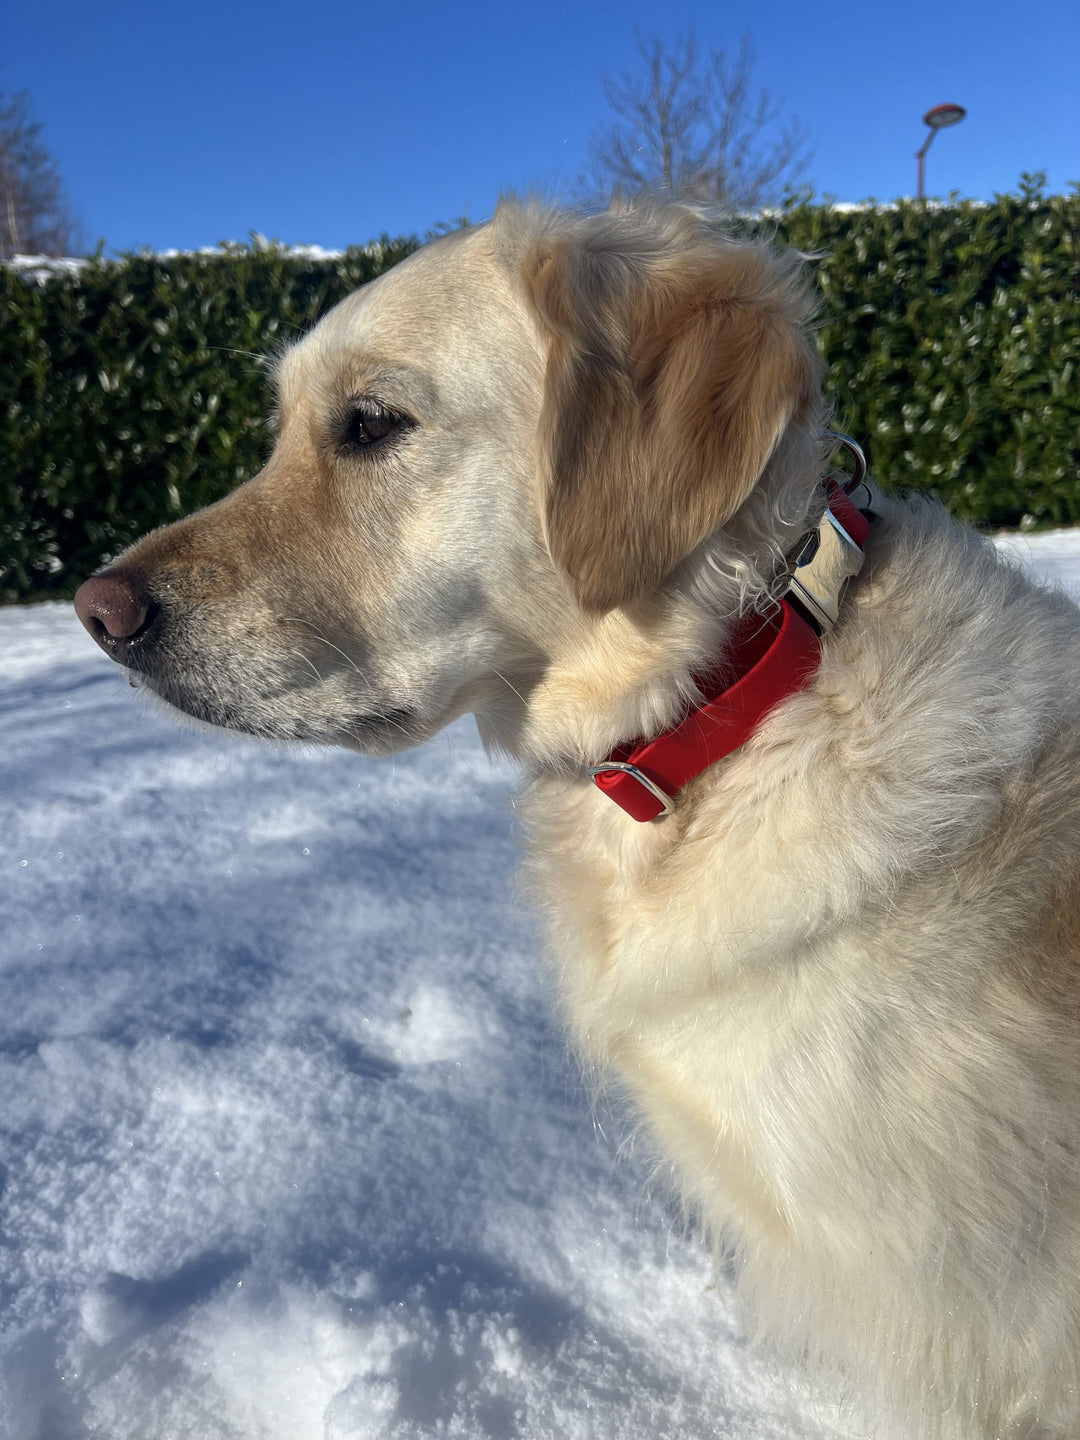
82 201 1080 1439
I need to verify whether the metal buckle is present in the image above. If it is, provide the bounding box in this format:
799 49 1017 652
785 504 866 633
586 761 675 817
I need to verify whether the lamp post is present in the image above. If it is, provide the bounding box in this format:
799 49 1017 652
916 103 966 198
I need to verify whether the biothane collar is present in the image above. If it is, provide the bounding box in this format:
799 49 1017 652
588 457 873 823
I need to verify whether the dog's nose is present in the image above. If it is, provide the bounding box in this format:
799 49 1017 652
73 570 153 663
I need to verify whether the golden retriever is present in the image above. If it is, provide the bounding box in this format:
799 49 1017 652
74 201 1080 1439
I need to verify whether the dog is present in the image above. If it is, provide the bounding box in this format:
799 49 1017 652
74 200 1080 1438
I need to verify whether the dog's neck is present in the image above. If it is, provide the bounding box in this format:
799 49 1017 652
586 479 872 821
478 465 872 821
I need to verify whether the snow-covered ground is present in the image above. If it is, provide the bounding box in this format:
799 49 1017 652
3 530 1079 1440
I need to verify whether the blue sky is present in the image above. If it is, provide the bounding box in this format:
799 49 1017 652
4 0 1078 254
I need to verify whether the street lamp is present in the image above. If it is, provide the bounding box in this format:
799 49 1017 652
916 103 966 198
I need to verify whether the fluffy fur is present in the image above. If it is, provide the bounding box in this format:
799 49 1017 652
75 200 1080 1438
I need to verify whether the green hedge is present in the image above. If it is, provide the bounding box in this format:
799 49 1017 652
777 179 1080 531
2 184 1078 602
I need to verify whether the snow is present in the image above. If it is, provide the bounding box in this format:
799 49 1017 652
3 529 1080 1439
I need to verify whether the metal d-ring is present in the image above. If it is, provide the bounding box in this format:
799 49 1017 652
825 432 867 494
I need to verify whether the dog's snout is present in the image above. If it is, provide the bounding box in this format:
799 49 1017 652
74 570 155 663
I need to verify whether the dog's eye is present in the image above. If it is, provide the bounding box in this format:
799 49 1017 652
340 401 399 452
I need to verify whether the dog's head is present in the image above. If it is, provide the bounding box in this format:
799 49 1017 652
74 202 822 761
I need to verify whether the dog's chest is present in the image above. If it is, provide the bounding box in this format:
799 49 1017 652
526 769 815 1084
525 774 840 1243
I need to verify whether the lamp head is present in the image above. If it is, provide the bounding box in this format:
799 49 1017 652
923 103 966 130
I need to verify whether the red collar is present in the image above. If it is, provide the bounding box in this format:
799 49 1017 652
588 480 872 822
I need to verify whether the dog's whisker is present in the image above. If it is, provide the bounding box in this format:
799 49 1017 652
280 617 374 684
206 346 271 367
490 667 529 708
286 647 326 685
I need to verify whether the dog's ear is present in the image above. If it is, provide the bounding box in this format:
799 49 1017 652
527 222 819 612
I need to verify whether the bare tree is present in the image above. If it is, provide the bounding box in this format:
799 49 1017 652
586 33 811 212
0 91 81 258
